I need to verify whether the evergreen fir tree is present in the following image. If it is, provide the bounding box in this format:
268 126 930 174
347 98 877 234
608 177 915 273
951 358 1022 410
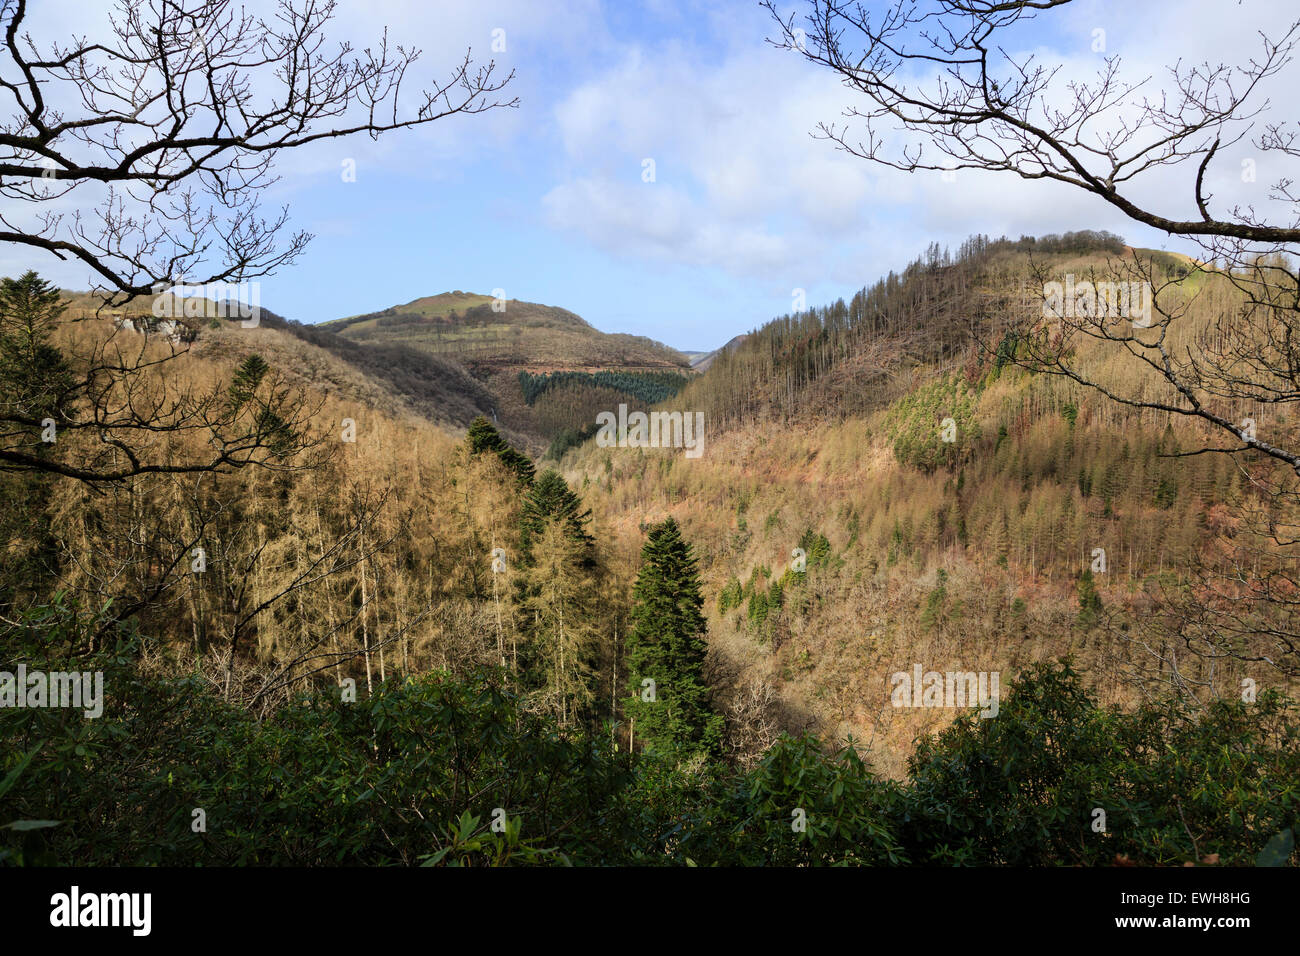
1077 568 1103 627
0 271 67 601
519 469 594 558
0 270 72 423
517 518 598 727
225 354 296 457
467 415 535 485
625 517 722 759
228 354 270 410
513 470 599 707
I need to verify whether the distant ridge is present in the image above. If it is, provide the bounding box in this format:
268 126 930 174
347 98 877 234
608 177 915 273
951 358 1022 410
321 290 688 370
691 333 750 372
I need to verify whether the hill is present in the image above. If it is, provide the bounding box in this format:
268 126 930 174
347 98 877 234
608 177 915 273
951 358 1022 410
53 287 694 453
52 286 698 455
323 290 687 369
554 231 1298 772
322 291 694 452
690 332 750 372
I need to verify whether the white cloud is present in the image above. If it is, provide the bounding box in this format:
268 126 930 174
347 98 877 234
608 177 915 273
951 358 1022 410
542 177 791 274
543 0 1300 284
546 40 881 278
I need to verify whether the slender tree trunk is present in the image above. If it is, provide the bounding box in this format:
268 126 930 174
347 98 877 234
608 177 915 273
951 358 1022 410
359 529 373 696
492 539 504 667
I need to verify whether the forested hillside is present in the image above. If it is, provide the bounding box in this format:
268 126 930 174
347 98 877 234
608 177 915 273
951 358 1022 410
558 232 1299 773
320 291 693 453
3 232 1296 866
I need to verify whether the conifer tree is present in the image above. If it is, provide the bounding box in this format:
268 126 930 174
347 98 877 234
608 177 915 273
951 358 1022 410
519 469 594 558
0 270 72 423
0 271 67 605
625 517 722 759
1077 568 1103 627
513 470 598 706
467 416 535 486
517 518 598 727
228 354 271 410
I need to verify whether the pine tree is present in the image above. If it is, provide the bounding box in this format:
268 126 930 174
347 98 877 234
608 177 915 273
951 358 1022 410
467 415 535 485
519 469 593 558
920 568 950 631
624 517 722 759
517 518 598 727
513 470 598 705
0 270 72 422
0 271 67 603
228 354 270 409
0 270 65 351
1077 568 1103 627
226 354 296 457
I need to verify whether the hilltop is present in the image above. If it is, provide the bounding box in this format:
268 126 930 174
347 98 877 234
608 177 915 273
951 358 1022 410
322 291 688 370
321 291 693 451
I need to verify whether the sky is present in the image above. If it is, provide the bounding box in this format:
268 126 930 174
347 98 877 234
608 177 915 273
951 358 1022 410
4 0 1299 351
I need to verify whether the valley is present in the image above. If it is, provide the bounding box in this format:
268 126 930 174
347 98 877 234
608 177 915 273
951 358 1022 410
2 0 1297 878
28 231 1295 780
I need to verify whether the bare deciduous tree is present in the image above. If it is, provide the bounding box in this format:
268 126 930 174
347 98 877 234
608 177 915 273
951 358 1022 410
0 0 516 300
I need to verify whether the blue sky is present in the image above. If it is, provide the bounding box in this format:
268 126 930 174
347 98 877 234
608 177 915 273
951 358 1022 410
6 0 1298 351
